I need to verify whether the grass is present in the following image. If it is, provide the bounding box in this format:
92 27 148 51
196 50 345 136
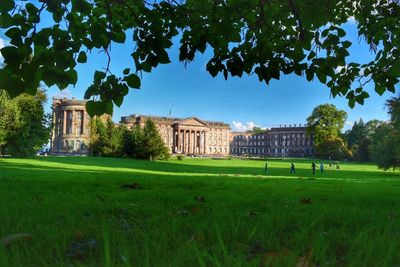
0 156 399 266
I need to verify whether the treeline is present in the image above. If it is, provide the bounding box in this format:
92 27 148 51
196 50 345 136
307 95 400 170
0 90 50 157
90 118 169 160
344 96 400 171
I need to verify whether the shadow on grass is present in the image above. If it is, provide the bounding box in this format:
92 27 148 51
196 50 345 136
1 157 399 182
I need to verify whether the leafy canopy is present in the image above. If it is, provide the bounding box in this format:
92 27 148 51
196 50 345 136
0 89 50 156
307 104 350 159
0 0 400 116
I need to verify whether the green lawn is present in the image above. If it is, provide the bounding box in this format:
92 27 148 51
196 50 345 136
0 157 399 266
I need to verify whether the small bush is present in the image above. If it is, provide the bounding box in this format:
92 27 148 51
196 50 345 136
177 155 184 161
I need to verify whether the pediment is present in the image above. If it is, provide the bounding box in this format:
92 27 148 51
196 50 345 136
176 117 208 127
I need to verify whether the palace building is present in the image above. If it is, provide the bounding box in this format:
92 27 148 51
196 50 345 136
50 98 110 155
50 98 91 155
229 125 314 158
119 115 231 155
50 98 314 158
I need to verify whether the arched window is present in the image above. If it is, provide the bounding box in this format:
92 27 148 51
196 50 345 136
70 140 75 150
76 140 81 151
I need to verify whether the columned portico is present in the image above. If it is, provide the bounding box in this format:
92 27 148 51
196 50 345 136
172 118 211 155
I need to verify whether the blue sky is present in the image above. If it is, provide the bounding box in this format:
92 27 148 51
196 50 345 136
0 17 396 132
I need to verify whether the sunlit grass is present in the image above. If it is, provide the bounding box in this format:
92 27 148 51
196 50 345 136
0 156 399 266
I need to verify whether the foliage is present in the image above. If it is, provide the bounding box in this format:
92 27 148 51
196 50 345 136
89 117 107 156
369 95 400 169
142 119 170 160
352 139 369 162
344 119 383 162
103 119 171 160
177 155 184 161
306 104 348 159
90 117 124 157
0 89 50 156
314 135 352 160
122 125 145 159
344 119 367 149
246 126 266 134
1 1 400 115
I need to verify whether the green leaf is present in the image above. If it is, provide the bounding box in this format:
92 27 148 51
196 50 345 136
77 51 87 63
0 0 15 13
84 85 99 99
66 69 78 85
375 83 385 96
342 41 352 48
1 46 22 63
307 51 316 61
306 69 314 81
337 28 346 37
0 13 13 28
86 100 107 117
123 68 130 75
124 73 141 89
94 70 106 85
112 31 126 43
113 94 123 107
348 99 355 108
25 3 39 15
316 71 327 84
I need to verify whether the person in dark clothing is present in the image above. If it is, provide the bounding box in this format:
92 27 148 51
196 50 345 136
311 162 316 175
290 163 295 174
264 162 268 174
320 163 324 173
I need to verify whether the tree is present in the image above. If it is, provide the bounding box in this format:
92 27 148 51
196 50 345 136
0 91 19 156
1 1 400 116
142 120 170 160
307 104 347 142
347 119 383 162
89 117 107 156
315 135 352 160
122 125 145 159
307 104 348 159
0 89 50 156
345 119 367 149
370 123 399 170
104 118 124 157
370 95 400 169
246 126 266 134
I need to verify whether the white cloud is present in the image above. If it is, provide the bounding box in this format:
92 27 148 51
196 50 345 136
232 121 266 132
345 120 354 127
52 89 73 99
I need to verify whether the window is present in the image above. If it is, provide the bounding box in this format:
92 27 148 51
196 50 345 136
66 111 73 134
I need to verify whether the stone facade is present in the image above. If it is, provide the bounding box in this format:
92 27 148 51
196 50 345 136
50 98 313 158
51 98 91 155
230 125 314 157
120 115 231 156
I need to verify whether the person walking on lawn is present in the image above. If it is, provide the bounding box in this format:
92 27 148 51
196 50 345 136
312 162 317 175
290 163 296 174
